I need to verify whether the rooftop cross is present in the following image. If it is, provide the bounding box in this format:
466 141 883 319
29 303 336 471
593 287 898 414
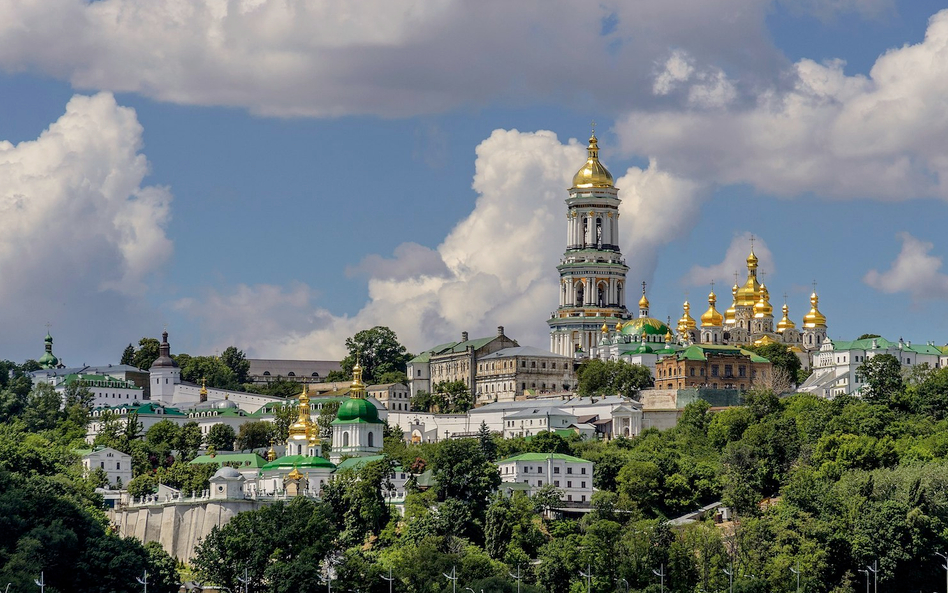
750 234 755 251
641 281 647 295
591 120 596 136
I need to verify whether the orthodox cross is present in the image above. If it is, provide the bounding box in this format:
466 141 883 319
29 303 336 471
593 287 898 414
641 280 647 295
749 234 755 250
591 120 597 136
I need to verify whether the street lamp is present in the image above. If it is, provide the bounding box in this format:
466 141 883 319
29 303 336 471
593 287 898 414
616 577 629 593
443 566 458 593
652 564 665 593
34 572 45 593
236 567 250 593
858 568 869 593
723 567 733 593
789 563 800 593
936 552 948 593
381 567 395 593
866 560 878 593
579 563 594 593
135 569 149 593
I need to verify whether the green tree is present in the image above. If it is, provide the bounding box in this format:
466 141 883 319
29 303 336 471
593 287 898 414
273 403 297 442
22 383 62 432
856 353 903 405
206 424 236 451
477 421 498 461
133 337 161 370
378 370 410 384
745 343 802 386
532 483 564 514
236 420 275 450
577 359 652 398
433 380 473 413
144 541 180 593
411 389 440 412
484 493 513 559
120 343 136 366
220 346 251 385
178 421 204 461
433 438 501 507
528 431 570 455
340 326 412 384
179 355 238 390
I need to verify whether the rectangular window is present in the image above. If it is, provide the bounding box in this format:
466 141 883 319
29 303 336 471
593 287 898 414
724 364 733 377
553 466 560 474
739 366 746 377
581 467 586 474
711 365 719 377
100 462 105 468
581 481 586 488
554 480 560 487
116 462 120 470
690 368 695 377
567 481 572 488
567 467 573 474
538 480 543 487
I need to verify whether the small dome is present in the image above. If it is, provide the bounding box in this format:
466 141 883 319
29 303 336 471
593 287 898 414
677 301 697 333
335 398 381 424
215 398 238 409
701 292 724 327
754 284 773 318
634 343 654 354
803 292 827 328
571 133 614 189
777 303 796 333
212 466 242 480
638 292 650 309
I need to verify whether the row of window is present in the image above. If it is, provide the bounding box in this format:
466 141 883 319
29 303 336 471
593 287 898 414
522 478 587 490
504 464 587 475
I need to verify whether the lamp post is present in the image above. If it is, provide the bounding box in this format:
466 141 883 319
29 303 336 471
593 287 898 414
135 569 149 593
857 568 869 593
443 566 458 593
616 577 629 593
381 567 395 593
579 563 594 593
723 567 733 593
34 572 45 593
236 567 249 593
652 564 665 593
866 560 878 593
936 552 948 593
789 563 800 593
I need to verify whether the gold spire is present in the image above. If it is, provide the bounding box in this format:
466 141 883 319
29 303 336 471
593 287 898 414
601 322 609 334
266 439 277 462
615 321 624 331
701 290 724 327
571 130 615 189
199 377 207 397
288 385 313 440
753 284 773 318
776 302 796 333
638 282 650 310
725 283 738 325
664 328 674 343
736 248 761 307
350 360 366 399
677 301 697 334
803 292 827 328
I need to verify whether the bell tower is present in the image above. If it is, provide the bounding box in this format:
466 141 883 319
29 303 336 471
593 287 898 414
548 129 631 356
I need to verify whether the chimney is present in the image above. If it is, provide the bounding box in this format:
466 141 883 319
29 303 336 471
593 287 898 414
461 331 469 342
497 326 505 337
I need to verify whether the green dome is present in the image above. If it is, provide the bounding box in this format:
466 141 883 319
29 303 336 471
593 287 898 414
620 317 670 337
261 454 335 471
332 397 382 424
634 343 654 354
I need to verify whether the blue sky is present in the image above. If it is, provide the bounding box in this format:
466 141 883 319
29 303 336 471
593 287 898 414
1 0 948 365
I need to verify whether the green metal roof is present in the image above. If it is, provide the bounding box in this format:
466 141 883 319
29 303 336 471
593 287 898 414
331 397 383 425
832 337 943 356
333 454 387 472
673 344 769 363
497 452 590 464
261 454 335 471
60 373 141 389
190 453 267 468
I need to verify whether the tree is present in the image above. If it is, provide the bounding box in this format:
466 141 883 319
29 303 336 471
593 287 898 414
22 383 62 432
433 380 473 413
857 333 881 340
273 403 297 443
220 346 251 385
340 326 412 384
528 431 570 455
411 389 440 412
532 483 564 514
206 424 237 451
144 541 180 593
477 421 498 462
316 401 341 452
378 370 409 384
432 438 501 507
745 343 802 388
179 355 238 389
132 337 161 370
179 421 204 461
120 343 136 366
856 354 903 405
577 359 653 398
236 420 276 450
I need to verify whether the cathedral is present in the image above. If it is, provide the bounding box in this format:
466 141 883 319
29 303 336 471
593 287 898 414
549 131 829 365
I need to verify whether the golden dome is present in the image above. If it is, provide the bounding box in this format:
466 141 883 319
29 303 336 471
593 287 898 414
571 133 614 189
615 321 624 331
266 439 277 462
638 292 650 310
288 388 313 440
701 291 724 327
601 322 609 334
664 328 674 342
776 303 796 333
736 249 761 307
753 284 773 318
754 334 777 346
287 467 303 481
677 301 697 334
725 284 738 325
350 361 366 399
199 377 207 397
746 250 759 270
803 292 827 328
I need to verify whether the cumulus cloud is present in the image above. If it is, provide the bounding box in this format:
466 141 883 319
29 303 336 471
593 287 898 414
864 233 948 299
0 0 788 117
618 9 948 200
685 233 776 288
0 92 172 361
175 129 702 358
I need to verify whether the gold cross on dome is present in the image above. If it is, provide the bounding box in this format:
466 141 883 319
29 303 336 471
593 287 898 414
591 120 597 136
750 234 755 250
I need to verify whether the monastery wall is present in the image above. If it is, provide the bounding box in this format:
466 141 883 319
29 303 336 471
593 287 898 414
110 499 268 561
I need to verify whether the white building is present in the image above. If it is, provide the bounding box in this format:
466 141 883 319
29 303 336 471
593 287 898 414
475 346 576 404
368 382 411 412
329 363 384 463
497 453 594 504
799 336 945 398
502 407 595 439
79 446 132 488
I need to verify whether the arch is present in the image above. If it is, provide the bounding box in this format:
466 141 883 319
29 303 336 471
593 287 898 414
597 282 606 307
263 371 271 376
575 281 585 306
343 432 350 447
311 372 319 378
368 432 375 448
287 372 296 377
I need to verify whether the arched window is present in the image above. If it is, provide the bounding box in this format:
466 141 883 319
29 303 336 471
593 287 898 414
287 372 295 377
312 372 319 378
617 283 623 305
263 371 270 376
368 432 375 447
343 432 349 447
597 283 606 307
576 282 585 305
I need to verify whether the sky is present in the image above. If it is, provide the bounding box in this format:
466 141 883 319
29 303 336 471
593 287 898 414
2 0 948 365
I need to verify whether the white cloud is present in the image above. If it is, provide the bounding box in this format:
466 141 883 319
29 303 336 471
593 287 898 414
864 232 948 299
653 50 695 95
685 232 776 287
0 0 786 117
175 129 702 358
0 92 172 361
617 9 948 200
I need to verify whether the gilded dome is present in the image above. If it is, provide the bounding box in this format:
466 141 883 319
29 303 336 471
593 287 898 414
776 303 796 333
724 284 738 325
803 292 827 328
677 301 697 333
288 390 313 440
753 284 773 318
638 292 650 309
736 250 761 307
664 328 675 342
701 292 724 327
601 322 609 334
620 317 670 337
571 133 614 189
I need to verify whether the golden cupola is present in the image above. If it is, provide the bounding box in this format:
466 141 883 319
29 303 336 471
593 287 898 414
601 322 609 334
724 284 738 325
701 291 724 327
753 284 773 318
638 291 650 311
776 303 796 333
288 387 314 440
803 292 827 328
350 361 367 398
736 250 761 307
677 301 697 334
572 132 615 189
